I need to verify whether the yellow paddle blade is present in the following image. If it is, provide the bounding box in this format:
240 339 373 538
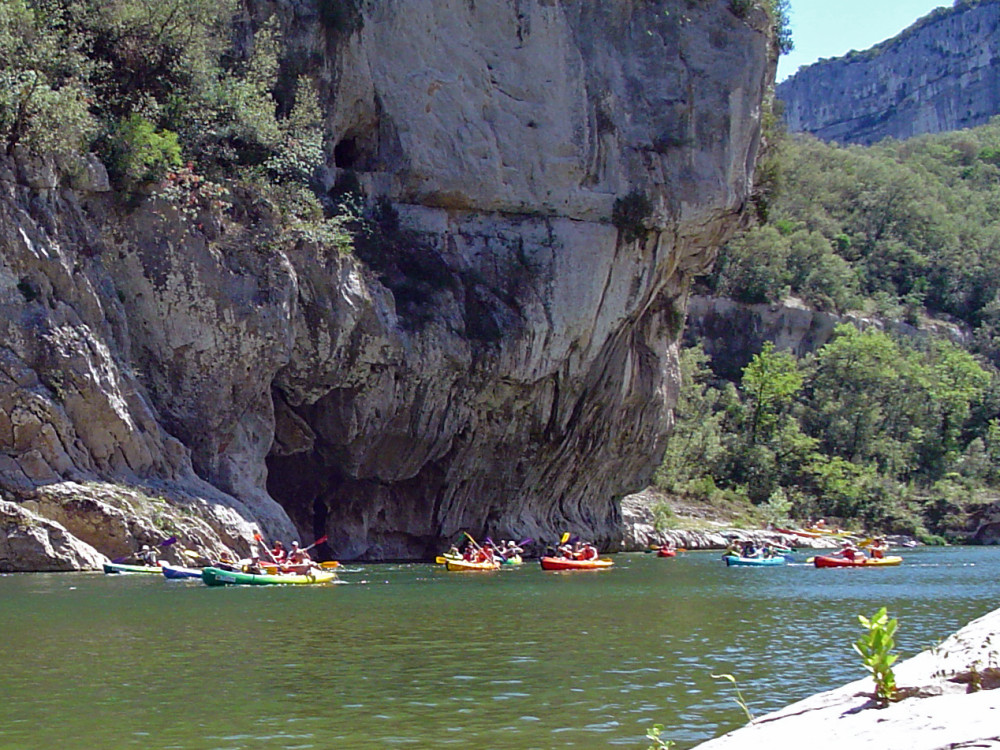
319 561 340 569
560 532 570 544
806 556 816 563
181 549 201 558
435 556 449 565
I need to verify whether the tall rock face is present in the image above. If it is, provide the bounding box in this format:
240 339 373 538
684 296 971 380
0 0 775 568
777 0 1000 145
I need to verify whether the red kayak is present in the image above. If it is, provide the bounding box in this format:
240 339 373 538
540 556 614 571
814 555 902 568
656 548 677 558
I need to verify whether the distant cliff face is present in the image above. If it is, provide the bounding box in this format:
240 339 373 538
777 0 1000 145
0 0 775 569
684 296 970 380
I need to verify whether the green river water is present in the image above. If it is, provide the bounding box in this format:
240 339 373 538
1 546 998 750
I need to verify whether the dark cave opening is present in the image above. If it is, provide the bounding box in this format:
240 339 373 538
334 137 361 169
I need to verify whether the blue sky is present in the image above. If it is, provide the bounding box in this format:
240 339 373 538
776 0 951 81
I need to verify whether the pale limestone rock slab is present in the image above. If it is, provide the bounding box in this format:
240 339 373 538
692 608 1000 750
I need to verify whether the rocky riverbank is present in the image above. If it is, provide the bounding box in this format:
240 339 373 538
618 489 905 552
690 606 1000 750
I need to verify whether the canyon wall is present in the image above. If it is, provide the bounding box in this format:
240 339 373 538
0 0 775 568
777 0 1000 145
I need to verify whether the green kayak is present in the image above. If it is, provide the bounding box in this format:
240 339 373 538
201 566 336 586
103 562 162 574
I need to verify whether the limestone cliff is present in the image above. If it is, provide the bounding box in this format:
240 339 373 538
777 0 1000 145
684 296 970 380
0 0 775 569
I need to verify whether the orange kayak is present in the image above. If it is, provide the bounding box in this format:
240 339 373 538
539 556 613 571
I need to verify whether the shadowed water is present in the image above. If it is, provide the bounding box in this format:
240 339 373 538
1 546 997 749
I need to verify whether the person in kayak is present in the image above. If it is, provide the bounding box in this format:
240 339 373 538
869 537 888 559
137 544 158 566
287 541 311 565
839 543 865 561
271 540 287 563
216 552 238 571
244 556 264 575
505 540 524 559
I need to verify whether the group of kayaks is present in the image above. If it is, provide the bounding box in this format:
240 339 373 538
722 551 903 568
723 553 902 567
437 553 615 571
102 560 338 586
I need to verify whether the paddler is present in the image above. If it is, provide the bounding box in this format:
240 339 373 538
287 541 311 565
869 536 888 559
137 544 158 566
271 540 287 563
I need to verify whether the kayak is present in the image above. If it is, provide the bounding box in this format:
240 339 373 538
539 556 614 571
656 548 677 558
724 554 786 567
103 562 162 574
814 555 903 568
201 566 337 586
445 558 500 572
161 563 203 580
774 527 823 538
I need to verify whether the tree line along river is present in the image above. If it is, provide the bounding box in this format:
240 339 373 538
1 546 997 749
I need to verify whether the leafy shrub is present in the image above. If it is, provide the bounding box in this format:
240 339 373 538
612 190 653 244
100 114 181 187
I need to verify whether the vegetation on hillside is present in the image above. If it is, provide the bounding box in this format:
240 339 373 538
665 119 1000 539
0 0 352 246
702 118 1000 365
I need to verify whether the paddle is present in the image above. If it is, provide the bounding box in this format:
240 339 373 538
463 531 485 554
112 535 176 564
253 532 280 564
301 535 329 553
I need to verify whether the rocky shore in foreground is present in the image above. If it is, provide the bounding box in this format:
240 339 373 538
689 606 1000 749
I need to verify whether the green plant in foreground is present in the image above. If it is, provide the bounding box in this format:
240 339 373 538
853 606 899 705
710 673 754 723
645 724 675 749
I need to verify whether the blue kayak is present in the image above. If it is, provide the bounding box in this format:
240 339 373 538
161 563 203 580
724 554 787 567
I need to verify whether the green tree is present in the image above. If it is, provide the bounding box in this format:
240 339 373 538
741 342 802 445
0 0 95 155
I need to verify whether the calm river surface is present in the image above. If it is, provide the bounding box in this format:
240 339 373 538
2 546 998 749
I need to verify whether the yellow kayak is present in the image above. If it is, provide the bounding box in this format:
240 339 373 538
444 558 500 572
